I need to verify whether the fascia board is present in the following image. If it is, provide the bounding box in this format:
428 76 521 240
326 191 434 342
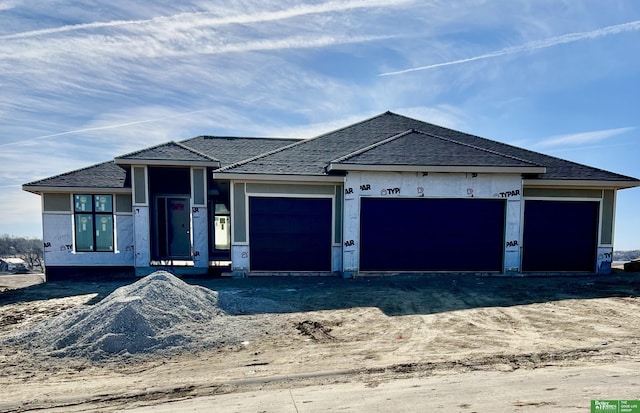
22 186 132 194
523 179 640 189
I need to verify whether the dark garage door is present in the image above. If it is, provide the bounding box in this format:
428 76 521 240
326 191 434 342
249 197 332 271
522 200 599 272
360 198 506 272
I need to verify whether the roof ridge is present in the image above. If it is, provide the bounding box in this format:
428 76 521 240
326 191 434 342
115 140 172 159
330 129 415 163
173 140 220 162
216 112 397 173
214 138 307 172
414 130 545 167
180 135 300 143
23 160 117 186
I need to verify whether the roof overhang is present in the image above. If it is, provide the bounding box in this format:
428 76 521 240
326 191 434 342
524 179 640 190
212 172 345 183
327 163 547 174
115 159 221 168
22 186 132 195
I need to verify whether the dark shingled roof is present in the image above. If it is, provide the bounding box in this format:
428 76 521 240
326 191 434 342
216 111 639 183
180 136 300 168
332 129 541 168
23 112 639 191
25 137 300 191
24 161 129 190
116 141 218 163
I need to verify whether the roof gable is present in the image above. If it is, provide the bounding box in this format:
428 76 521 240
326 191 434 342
328 129 544 173
115 141 220 167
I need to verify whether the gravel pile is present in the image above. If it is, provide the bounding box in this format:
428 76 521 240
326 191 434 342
5 271 287 360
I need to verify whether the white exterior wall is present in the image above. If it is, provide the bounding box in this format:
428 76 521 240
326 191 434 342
42 213 134 266
596 246 613 274
342 171 523 275
231 245 250 273
504 198 521 272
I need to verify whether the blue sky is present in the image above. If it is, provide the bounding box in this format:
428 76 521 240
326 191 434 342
0 0 639 249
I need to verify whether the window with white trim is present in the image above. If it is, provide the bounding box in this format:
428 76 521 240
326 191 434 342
74 194 114 252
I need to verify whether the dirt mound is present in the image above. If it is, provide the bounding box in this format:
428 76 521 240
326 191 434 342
7 271 226 360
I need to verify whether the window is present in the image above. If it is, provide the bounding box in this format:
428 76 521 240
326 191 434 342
74 195 114 252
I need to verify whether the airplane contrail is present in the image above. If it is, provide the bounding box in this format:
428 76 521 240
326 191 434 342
0 109 212 147
380 20 640 76
0 0 410 40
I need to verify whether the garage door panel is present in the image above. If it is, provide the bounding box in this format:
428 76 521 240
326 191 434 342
249 197 332 272
522 200 598 272
360 198 505 272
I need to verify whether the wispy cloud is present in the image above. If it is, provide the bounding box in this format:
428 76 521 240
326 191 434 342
0 0 411 40
0 31 391 62
536 127 635 148
380 20 640 76
541 142 637 154
0 0 19 11
0 108 216 147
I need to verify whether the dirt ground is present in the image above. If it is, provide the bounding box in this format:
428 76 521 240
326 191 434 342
1 270 640 412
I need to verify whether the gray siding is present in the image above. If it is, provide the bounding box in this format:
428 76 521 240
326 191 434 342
43 193 71 212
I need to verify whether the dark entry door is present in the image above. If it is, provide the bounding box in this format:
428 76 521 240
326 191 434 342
155 196 191 259
360 198 506 272
522 200 599 272
249 197 332 271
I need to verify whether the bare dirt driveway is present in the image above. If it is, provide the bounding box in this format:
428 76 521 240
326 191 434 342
1 271 640 412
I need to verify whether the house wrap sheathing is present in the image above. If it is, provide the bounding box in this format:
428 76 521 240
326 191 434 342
23 112 640 280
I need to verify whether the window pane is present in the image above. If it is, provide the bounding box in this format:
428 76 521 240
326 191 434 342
192 168 205 205
233 183 246 242
601 190 614 245
133 166 147 204
75 214 94 251
74 195 93 212
95 195 113 213
95 215 114 251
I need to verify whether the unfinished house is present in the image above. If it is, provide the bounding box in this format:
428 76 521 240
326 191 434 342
23 112 640 280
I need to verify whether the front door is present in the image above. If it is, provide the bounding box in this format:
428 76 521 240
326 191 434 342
208 181 232 260
155 196 191 259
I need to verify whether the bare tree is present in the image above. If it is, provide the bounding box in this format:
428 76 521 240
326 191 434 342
0 235 44 271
